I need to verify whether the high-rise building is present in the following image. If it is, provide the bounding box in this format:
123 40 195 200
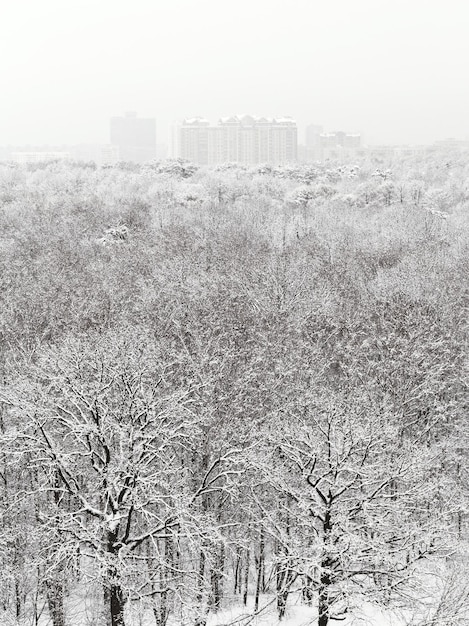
319 131 362 159
110 111 156 163
175 115 297 166
305 124 324 160
174 117 211 164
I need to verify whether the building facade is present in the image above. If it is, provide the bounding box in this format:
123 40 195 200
319 131 362 160
305 124 324 160
175 115 297 166
72 144 119 165
11 151 71 164
110 111 156 163
303 126 363 161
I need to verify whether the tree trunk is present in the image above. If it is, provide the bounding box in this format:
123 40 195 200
318 559 331 626
234 546 242 594
276 560 296 620
109 582 126 626
15 577 22 621
254 528 265 612
243 548 250 606
104 529 126 626
209 542 225 611
195 547 207 626
103 575 126 626
302 574 314 606
154 532 173 626
276 559 285 619
46 579 65 626
318 506 333 626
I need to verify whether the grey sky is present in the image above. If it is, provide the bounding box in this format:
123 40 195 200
1 0 467 146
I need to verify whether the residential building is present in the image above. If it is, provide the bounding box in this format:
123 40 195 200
175 115 297 166
11 151 71 164
319 131 362 160
72 144 119 165
110 111 156 163
305 124 324 160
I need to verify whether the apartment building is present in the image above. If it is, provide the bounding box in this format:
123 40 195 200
175 115 297 165
320 131 362 160
110 111 156 163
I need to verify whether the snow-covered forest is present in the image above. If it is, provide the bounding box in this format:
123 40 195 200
0 154 468 626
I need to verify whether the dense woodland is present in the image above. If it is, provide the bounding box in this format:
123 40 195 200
0 154 468 626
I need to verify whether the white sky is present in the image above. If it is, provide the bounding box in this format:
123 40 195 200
0 0 468 146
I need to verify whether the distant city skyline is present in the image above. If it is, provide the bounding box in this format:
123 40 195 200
1 0 468 148
0 111 468 150
2 110 468 155
4 121 469 167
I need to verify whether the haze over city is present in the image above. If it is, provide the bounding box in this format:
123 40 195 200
1 0 468 148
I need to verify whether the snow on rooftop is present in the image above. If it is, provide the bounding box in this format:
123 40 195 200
182 117 210 125
218 114 297 125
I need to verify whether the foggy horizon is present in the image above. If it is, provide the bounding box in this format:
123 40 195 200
1 0 468 148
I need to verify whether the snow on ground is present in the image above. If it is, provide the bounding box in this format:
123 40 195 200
2 593 411 626
9 567 465 626
203 594 408 626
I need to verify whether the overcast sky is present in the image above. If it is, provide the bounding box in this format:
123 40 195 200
1 0 467 147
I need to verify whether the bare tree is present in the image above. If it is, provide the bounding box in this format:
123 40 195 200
1 330 243 626
262 388 448 626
